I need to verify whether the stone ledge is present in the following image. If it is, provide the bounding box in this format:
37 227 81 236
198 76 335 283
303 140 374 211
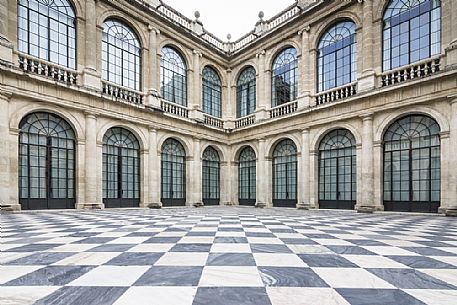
0 203 21 212
193 202 204 208
255 202 268 208
75 203 104 210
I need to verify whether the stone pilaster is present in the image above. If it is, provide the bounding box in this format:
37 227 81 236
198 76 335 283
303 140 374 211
255 50 269 122
358 0 376 92
82 0 101 89
443 97 457 216
148 128 161 208
297 26 311 109
0 0 13 63
147 27 161 109
191 138 203 206
445 0 457 68
297 128 312 209
256 139 268 208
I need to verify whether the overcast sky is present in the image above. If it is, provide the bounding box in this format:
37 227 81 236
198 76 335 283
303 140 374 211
162 0 295 41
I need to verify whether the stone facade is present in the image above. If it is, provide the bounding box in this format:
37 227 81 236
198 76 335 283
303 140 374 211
0 0 457 213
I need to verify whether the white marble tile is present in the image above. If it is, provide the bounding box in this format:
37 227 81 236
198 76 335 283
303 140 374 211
68 266 149 286
190 227 218 232
0 266 44 284
0 252 30 264
341 255 409 268
210 243 252 253
273 233 306 239
247 237 283 244
313 239 355 246
404 289 457 305
215 231 246 237
436 247 457 255
430 256 457 267
243 228 271 233
35 237 85 244
48 243 97 252
377 240 426 248
312 268 395 288
113 287 197 305
127 243 174 253
177 237 215 244
418 269 457 286
287 244 333 254
154 231 188 237
267 287 351 305
53 252 121 266
361 246 421 256
0 244 26 251
107 237 151 244
199 266 263 287
0 286 60 305
95 232 131 238
330 234 368 240
154 252 209 266
253 253 308 267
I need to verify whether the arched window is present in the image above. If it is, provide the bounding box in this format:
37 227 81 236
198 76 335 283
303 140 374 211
319 129 356 210
272 139 297 207
102 19 141 90
202 146 220 205
19 112 76 210
161 138 186 206
383 0 441 71
202 66 222 118
237 67 256 118
383 115 440 213
18 0 76 68
102 127 140 208
318 21 357 92
272 48 298 107
161 47 187 106
239 146 256 206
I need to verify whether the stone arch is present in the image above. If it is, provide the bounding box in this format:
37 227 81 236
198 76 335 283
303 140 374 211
200 62 227 87
375 106 450 142
231 62 258 87
200 143 227 162
311 122 362 152
266 40 302 70
11 104 84 141
266 134 301 158
232 144 259 162
158 40 192 69
97 11 147 49
311 13 362 51
157 134 192 157
97 121 147 151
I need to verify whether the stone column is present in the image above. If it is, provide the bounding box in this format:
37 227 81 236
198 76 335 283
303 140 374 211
359 0 376 92
147 27 161 109
148 127 161 208
0 91 17 209
0 0 13 63
358 114 379 212
255 51 269 122
297 128 311 209
372 141 384 209
190 50 204 122
78 113 102 209
297 26 311 109
444 97 457 216
82 0 101 89
256 139 268 207
223 69 236 130
191 138 203 206
445 0 457 67
220 161 232 205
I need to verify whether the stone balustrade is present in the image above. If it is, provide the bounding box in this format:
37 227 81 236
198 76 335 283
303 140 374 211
315 83 357 105
235 114 256 129
161 100 189 118
18 53 78 85
270 100 299 119
204 114 224 129
380 57 441 87
156 3 192 31
266 5 301 31
102 81 144 105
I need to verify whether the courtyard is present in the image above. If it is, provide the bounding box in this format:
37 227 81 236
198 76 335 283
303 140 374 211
1 207 457 305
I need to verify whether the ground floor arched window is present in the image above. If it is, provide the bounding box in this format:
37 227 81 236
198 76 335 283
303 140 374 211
161 138 186 206
383 115 441 213
19 112 76 210
202 146 220 205
102 127 140 208
318 129 357 210
272 139 297 207
239 146 256 206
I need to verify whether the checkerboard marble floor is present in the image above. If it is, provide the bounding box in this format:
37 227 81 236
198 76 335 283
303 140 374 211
2 207 457 305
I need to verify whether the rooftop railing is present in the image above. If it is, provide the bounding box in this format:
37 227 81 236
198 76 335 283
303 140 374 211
18 53 78 85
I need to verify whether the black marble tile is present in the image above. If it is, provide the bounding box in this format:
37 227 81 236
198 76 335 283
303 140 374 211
89 244 135 252
5 252 76 265
346 239 387 246
298 254 358 267
206 253 256 266
170 243 212 252
336 288 427 305
72 237 117 244
4 266 94 286
402 247 457 256
143 237 182 243
105 252 163 266
387 255 457 269
414 241 456 247
34 286 127 305
280 238 318 245
134 266 203 286
125 232 158 237
327 245 377 255
193 287 272 305
186 231 217 237
245 232 276 238
250 244 292 253
214 237 248 243
259 267 329 287
367 268 457 289
4 243 61 252
217 227 245 232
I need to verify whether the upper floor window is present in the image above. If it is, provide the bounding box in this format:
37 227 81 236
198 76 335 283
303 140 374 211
383 0 441 71
161 47 187 106
272 47 297 107
237 67 256 118
202 66 222 118
317 21 357 92
18 0 76 69
102 19 141 90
